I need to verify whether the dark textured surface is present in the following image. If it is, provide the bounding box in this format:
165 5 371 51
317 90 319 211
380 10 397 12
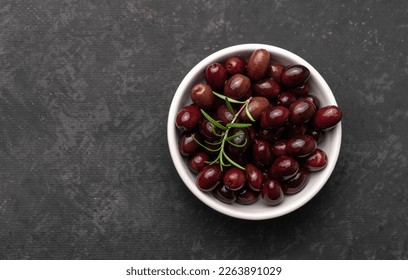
0 0 407 259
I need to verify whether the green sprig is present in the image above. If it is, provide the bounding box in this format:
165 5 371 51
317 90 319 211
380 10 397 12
193 92 255 171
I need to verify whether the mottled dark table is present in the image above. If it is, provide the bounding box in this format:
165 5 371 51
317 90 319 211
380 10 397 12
0 0 407 259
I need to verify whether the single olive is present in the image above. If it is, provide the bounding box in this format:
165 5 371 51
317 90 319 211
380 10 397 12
312 105 342 130
239 96 269 122
262 178 284 206
191 83 215 110
196 165 222 192
247 49 270 81
205 63 228 92
223 74 251 100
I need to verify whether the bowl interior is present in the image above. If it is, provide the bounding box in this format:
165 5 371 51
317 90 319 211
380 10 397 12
167 44 341 220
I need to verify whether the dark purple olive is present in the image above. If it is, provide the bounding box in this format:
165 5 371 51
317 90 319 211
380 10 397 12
268 63 284 82
303 149 328 171
227 127 250 155
199 118 221 141
245 163 264 192
262 178 284 206
270 139 288 158
269 156 299 181
290 82 310 96
289 98 316 124
191 83 215 110
196 165 222 192
304 95 320 108
260 105 290 129
247 49 270 81
282 168 309 194
239 96 269 122
252 78 280 100
277 91 296 108
216 104 237 125
205 63 228 92
286 134 317 157
188 151 209 173
175 104 201 131
178 131 200 156
252 139 273 169
236 188 259 205
312 105 342 130
280 64 310 88
223 74 251 100
225 56 247 76
247 126 256 143
223 167 246 191
229 128 249 147
213 185 236 204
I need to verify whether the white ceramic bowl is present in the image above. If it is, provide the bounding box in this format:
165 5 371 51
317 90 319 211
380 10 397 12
167 44 341 220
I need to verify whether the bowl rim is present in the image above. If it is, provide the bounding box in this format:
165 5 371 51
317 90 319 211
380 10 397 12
167 43 342 220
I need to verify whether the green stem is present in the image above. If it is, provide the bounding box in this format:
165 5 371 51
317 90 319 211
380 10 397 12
195 94 255 171
215 97 252 171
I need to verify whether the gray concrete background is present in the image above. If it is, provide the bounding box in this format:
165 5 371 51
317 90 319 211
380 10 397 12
0 0 407 259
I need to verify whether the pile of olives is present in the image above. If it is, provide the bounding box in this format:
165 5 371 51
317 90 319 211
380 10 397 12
175 49 342 206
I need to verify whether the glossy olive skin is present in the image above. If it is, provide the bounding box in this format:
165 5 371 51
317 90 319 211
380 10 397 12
304 95 320 108
178 131 200 156
280 64 310 88
286 134 317 157
216 104 236 125
247 126 256 143
282 168 309 194
223 74 251 100
196 165 222 192
191 83 215 110
236 187 259 205
262 179 284 206
252 139 273 169
247 49 270 81
223 167 246 191
269 156 299 181
289 98 316 124
252 78 280 100
312 105 342 130
270 139 288 157
225 56 247 76
205 63 228 92
188 151 209 173
227 127 251 155
260 105 290 129
303 148 327 171
290 82 310 96
213 185 236 204
175 104 202 131
269 63 284 82
199 118 221 141
245 163 264 192
277 91 296 108
239 96 269 122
